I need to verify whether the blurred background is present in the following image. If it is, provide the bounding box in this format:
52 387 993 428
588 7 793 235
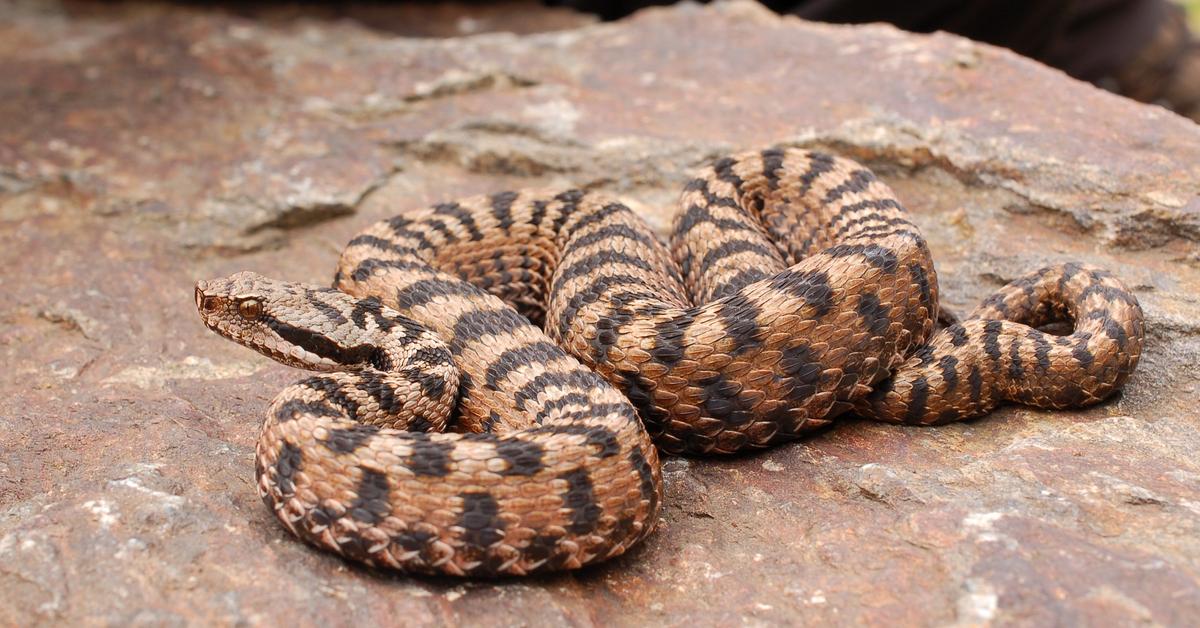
162 0 1200 122
545 0 1200 122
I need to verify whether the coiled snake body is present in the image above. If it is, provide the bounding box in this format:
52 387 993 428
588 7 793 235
195 149 1144 576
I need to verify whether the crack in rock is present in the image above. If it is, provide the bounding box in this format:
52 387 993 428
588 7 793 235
316 70 542 122
37 304 106 345
407 69 539 103
393 122 729 189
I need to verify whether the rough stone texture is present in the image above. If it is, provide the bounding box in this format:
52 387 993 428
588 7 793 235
2 0 1199 625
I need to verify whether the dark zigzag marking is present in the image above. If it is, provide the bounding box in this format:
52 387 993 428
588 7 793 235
485 341 565 390
550 189 587 232
561 468 602 535
349 296 395 332
1072 333 1095 370
698 371 756 426
347 234 400 255
1031 328 1053 373
362 367 431 412
1078 283 1139 307
448 308 529 355
392 529 435 554
682 176 740 209
459 492 504 548
572 222 658 250
566 202 627 237
822 168 876 204
298 376 360 418
765 269 834 317
824 243 899 273
856 292 891 338
272 441 303 495
649 310 691 367
589 302 632 365
780 343 822 407
347 468 391 525
980 292 1010 317
696 239 780 278
913 344 936 367
322 423 380 454
407 416 435 433
939 355 959 392
905 376 930 423
552 250 655 293
760 147 786 190
552 403 631 425
672 203 757 240
432 201 484 241
513 369 602 408
1057 263 1084 294
909 262 933 320
350 258 429 283
533 392 591 423
968 365 984 406
614 369 670 435
708 267 772 301
529 423 622 457
490 191 519 231
839 225 924 241
824 197 905 231
273 398 342 423
524 531 568 569
1103 317 1128 350
1008 335 1025 380
480 410 499 433
424 218 458 245
555 274 649 339
405 433 454 477
983 321 1003 363
393 277 485 310
628 444 658 524
494 438 545 476
717 292 762 356
711 156 745 190
385 216 434 251
833 214 915 238
530 199 549 229
796 152 836 195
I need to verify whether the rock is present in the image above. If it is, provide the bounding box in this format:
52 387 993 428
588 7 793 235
2 0 1199 625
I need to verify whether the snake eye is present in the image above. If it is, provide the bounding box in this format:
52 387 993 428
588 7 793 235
238 299 263 320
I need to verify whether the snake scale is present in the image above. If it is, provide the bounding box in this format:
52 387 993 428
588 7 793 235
195 148 1144 576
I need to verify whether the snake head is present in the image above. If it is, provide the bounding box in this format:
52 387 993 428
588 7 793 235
195 271 371 372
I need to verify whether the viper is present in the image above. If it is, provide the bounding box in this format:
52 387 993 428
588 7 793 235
196 148 1144 576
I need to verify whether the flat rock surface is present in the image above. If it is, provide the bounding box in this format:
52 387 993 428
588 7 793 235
3 0 1199 625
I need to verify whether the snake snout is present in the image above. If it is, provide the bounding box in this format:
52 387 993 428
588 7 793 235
193 280 225 323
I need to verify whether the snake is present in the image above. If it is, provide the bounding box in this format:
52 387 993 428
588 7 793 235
195 148 1145 576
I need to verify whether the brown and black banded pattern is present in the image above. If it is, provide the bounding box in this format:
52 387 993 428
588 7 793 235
855 262 1144 423
198 270 661 577
197 148 1143 576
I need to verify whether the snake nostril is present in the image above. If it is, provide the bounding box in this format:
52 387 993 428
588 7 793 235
196 291 221 314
